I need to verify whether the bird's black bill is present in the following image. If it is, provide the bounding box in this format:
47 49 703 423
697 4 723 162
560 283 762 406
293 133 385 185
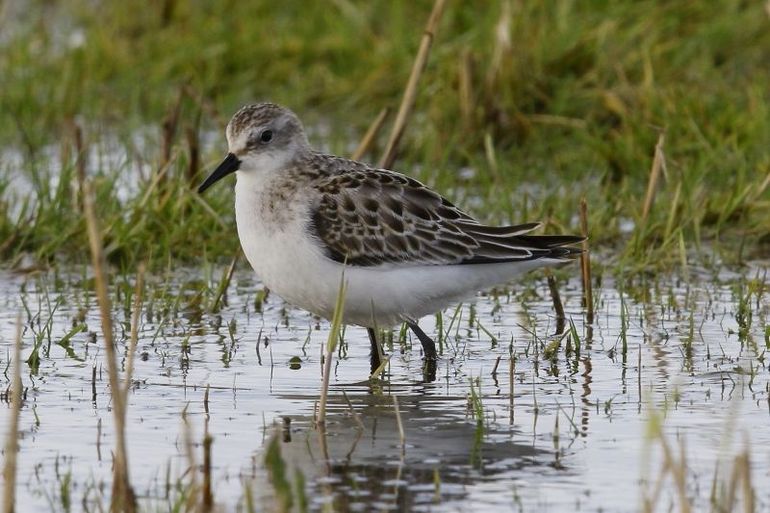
197 153 241 193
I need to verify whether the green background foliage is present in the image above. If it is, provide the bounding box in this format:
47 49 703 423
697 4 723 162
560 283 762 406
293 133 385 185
1 0 768 269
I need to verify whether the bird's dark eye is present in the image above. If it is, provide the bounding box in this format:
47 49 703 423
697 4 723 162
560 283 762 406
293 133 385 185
260 130 273 143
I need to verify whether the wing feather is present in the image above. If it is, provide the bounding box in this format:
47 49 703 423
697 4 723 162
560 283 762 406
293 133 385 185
308 157 582 267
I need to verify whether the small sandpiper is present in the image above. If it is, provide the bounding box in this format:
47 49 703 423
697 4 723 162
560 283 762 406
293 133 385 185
198 103 583 376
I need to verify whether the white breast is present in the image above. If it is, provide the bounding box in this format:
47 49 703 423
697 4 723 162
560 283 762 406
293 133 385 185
234 172 335 313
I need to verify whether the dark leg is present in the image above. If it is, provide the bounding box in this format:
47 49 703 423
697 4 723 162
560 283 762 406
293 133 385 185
422 358 437 383
406 322 437 361
367 328 382 374
406 322 437 382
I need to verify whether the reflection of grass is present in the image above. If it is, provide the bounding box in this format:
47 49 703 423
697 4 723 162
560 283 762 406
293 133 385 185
468 376 485 469
642 407 756 513
1 1 769 269
264 433 295 513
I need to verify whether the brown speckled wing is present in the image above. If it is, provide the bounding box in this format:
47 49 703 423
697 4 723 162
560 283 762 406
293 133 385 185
308 162 583 267
310 168 475 266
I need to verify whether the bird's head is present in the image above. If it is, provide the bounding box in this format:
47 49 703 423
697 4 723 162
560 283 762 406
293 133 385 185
198 103 310 193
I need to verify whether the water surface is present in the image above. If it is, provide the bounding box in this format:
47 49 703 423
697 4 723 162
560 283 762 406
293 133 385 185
0 263 767 512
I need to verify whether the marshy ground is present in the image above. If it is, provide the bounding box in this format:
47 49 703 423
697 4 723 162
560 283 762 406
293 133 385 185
1 1 769 512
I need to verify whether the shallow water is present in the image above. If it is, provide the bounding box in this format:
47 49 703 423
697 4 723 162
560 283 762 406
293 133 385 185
0 262 768 512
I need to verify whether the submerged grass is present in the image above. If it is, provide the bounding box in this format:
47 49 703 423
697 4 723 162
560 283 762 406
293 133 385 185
0 0 768 271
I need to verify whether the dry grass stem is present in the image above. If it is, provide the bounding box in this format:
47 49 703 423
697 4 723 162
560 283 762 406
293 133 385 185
528 113 588 129
160 89 183 172
202 428 213 511
185 124 200 184
393 395 405 456
753 169 770 200
579 199 593 324
641 131 667 223
2 316 23 513
370 354 391 380
123 263 145 400
91 365 97 403
84 180 135 512
645 427 690 513
458 49 474 132
342 390 364 431
545 270 565 332
318 270 347 427
180 406 199 512
509 354 515 424
318 349 334 428
182 83 227 130
139 150 179 208
485 0 512 89
491 355 502 376
351 107 390 161
73 122 87 210
739 451 754 513
719 447 755 513
637 344 642 406
96 418 102 461
379 0 447 169
212 253 239 312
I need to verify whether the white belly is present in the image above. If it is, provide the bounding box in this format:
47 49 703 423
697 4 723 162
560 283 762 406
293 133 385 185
234 175 555 327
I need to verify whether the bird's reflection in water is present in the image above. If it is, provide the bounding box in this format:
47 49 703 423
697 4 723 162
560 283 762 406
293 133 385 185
267 386 551 511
